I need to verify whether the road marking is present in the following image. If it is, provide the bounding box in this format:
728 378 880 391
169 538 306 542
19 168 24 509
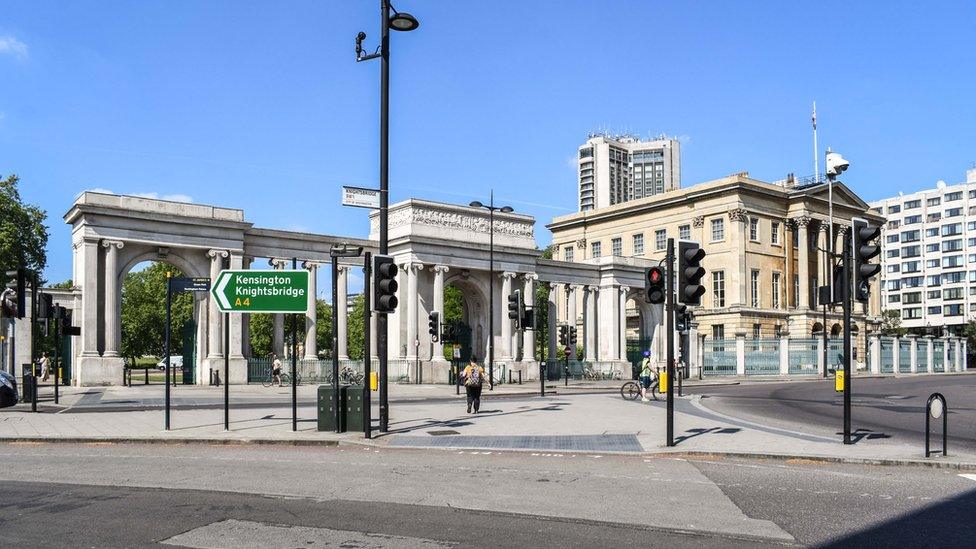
959 474 976 482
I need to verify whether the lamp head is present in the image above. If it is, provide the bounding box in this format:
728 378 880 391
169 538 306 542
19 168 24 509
500 206 514 213
469 201 484 209
390 11 419 31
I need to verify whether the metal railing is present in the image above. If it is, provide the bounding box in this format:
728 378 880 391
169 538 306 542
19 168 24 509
788 338 819 375
702 339 736 376
745 339 780 375
917 344 929 372
880 338 895 373
934 341 945 372
898 340 912 373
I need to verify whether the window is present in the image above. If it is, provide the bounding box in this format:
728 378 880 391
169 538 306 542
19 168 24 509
903 292 922 304
887 280 902 291
927 290 941 299
946 191 963 202
888 205 901 214
887 234 900 243
947 207 963 217
711 218 725 241
887 249 901 258
968 238 976 247
679 225 690 240
775 324 783 337
563 246 574 261
944 255 964 268
904 215 922 225
928 213 942 223
926 243 940 253
969 253 976 264
655 229 666 250
904 199 921 209
888 220 901 229
749 217 759 241
943 271 965 284
946 304 964 316
944 287 964 300
902 245 921 258
887 264 901 273
772 272 781 309
903 308 922 320
901 230 921 242
887 294 901 304
943 223 963 236
611 237 622 256
927 275 941 287
902 261 920 273
750 270 760 308
791 226 798 248
591 241 601 258
712 325 725 341
926 228 939 237
928 306 943 315
926 259 940 268
633 234 644 256
753 324 761 339
943 239 963 252
904 276 923 288
771 222 780 245
927 197 941 207
712 271 726 307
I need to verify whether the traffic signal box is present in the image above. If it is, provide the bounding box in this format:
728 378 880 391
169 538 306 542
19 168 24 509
507 289 522 330
645 266 665 304
852 218 881 303
428 311 439 342
677 241 706 306
372 255 398 313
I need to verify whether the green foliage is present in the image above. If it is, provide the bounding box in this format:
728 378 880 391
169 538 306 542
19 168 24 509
963 320 976 356
49 279 73 289
0 174 49 278
879 309 907 337
248 299 332 358
346 295 365 359
120 263 194 361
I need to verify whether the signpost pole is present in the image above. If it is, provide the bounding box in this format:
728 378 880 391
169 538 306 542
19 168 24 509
332 255 340 433
53 313 59 404
666 238 675 448
292 258 298 432
224 311 229 431
842 237 853 445
363 252 372 439
164 274 172 431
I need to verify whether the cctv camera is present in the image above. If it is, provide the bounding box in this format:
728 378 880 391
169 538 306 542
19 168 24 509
825 152 849 178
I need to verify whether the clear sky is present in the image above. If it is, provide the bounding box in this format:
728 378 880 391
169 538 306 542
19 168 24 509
3 1 975 289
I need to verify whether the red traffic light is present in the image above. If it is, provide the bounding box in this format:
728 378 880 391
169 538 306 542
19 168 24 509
648 267 663 283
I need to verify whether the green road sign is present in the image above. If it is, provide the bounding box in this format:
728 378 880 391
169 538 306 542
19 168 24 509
211 269 309 313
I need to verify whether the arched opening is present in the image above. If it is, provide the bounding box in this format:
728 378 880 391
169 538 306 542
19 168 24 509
442 276 489 364
624 295 655 374
812 322 824 336
119 260 204 384
830 323 842 336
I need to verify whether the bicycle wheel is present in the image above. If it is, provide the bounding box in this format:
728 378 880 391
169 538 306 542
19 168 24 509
620 381 641 400
650 381 660 401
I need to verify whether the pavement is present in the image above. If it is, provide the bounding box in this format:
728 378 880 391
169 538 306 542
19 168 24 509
2 374 974 467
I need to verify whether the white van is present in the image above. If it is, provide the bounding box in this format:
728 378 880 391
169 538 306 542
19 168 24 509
156 356 185 371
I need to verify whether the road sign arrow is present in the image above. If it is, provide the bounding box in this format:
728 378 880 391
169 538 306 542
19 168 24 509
214 272 232 310
210 269 309 314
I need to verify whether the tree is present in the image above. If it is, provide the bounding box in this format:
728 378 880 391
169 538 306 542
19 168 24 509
0 174 49 278
533 245 555 361
963 320 976 358
49 279 73 289
879 309 907 337
248 300 332 359
345 295 365 360
120 263 194 362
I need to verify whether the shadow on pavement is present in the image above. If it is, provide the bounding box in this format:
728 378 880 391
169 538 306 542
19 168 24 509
834 428 892 444
674 426 742 445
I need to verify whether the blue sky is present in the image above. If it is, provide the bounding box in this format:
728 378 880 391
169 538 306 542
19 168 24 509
3 1 975 290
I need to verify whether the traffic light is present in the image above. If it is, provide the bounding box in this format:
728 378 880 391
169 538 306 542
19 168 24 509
37 292 53 320
569 326 578 347
507 289 523 330
675 304 688 332
3 268 27 319
645 266 665 304
428 311 440 342
558 325 569 346
442 321 456 344
678 241 706 305
372 255 398 313
852 218 881 303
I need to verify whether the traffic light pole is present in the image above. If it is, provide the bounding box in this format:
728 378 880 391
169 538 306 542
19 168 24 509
332 254 341 433
842 236 853 445
666 238 675 448
363 252 372 439
164 275 172 431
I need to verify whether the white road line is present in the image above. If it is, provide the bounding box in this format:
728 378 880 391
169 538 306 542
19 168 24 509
959 473 976 482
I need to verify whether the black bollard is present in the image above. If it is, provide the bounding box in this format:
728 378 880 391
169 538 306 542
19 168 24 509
518 370 522 385
925 393 948 458
539 362 545 397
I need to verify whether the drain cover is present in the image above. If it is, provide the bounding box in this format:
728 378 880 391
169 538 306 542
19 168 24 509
427 430 461 436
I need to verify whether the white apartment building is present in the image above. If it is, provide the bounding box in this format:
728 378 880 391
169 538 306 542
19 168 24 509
870 167 976 334
577 134 680 211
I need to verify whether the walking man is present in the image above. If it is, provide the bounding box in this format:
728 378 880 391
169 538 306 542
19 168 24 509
461 356 491 413
39 352 50 382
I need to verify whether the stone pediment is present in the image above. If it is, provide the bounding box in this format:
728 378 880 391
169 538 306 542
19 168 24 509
370 199 537 250
794 182 870 211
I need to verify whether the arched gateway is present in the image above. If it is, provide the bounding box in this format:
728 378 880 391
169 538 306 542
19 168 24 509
65 192 655 386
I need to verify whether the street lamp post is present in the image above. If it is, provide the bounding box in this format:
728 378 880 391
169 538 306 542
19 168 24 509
470 191 514 390
356 0 419 432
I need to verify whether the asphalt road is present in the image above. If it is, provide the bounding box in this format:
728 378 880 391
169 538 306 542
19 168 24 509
0 442 974 547
686 374 976 454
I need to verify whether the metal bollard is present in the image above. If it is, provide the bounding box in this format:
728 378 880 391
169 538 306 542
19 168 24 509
539 362 546 397
925 392 948 458
455 365 460 396
145 368 149 385
518 370 522 385
564 365 569 387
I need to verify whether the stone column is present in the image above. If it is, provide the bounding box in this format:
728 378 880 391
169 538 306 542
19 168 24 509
228 252 244 359
269 258 287 358
688 322 701 378
924 335 934 373
501 272 516 360
80 239 100 357
208 249 229 359
728 209 748 307
547 282 559 360
735 332 746 375
779 333 790 375
907 334 918 374
961 339 967 372
955 338 963 372
567 284 580 359
522 273 537 362
431 266 449 362
618 286 629 361
869 335 881 374
405 262 424 360
242 257 253 358
301 262 318 360
891 336 901 376
101 240 124 357
337 265 349 360
794 216 811 310
584 285 597 362
941 336 951 373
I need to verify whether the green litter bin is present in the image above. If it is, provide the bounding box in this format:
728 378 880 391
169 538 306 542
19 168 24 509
345 385 365 432
317 385 347 432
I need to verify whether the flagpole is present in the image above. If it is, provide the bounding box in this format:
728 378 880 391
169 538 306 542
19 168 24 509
813 101 819 183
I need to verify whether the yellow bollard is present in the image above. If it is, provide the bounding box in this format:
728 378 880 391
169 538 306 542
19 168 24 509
658 371 668 393
835 370 845 393
370 371 378 391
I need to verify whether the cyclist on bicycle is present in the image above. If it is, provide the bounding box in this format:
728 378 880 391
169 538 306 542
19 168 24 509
639 350 654 402
272 355 283 387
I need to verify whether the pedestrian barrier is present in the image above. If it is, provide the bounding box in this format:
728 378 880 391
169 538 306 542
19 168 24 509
925 392 947 458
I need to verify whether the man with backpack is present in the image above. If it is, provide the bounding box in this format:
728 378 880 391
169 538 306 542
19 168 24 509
461 356 491 413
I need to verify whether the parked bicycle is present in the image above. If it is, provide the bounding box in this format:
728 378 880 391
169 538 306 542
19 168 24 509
322 366 365 385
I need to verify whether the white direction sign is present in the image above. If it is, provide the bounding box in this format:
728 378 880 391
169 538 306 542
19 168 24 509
342 186 381 209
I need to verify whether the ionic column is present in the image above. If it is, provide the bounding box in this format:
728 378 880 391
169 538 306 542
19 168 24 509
304 262 319 360
522 274 538 361
567 284 580 359
432 266 450 362
79 239 100 356
501 272 517 360
101 240 124 357
547 282 559 360
228 252 244 359
208 249 229 358
619 286 629 361
728 209 748 306
269 258 287 358
405 262 424 360
793 216 811 310
584 285 597 361
337 265 348 360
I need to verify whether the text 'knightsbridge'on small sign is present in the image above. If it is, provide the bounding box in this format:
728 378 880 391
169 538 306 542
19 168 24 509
211 269 309 313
